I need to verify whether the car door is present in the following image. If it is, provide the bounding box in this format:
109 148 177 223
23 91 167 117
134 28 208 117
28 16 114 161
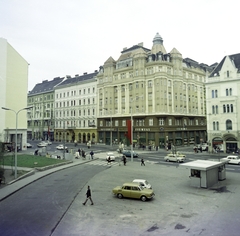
122 186 131 198
131 186 141 199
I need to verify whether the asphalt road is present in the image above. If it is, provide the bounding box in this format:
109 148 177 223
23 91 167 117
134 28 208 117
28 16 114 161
0 164 106 236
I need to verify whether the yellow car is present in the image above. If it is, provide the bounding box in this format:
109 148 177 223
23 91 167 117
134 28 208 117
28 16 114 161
112 182 155 202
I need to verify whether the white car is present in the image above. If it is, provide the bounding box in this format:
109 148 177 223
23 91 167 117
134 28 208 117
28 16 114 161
26 143 32 148
133 179 152 189
167 152 186 158
37 142 48 147
106 152 115 161
46 140 52 145
164 154 185 163
56 144 68 150
220 155 240 165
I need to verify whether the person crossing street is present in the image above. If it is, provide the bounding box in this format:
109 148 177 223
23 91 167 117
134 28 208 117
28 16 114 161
82 186 94 205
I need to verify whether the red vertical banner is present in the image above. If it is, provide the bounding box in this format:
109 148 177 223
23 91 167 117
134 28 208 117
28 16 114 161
127 119 132 144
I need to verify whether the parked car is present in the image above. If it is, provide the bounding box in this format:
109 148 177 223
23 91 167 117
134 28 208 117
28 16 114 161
37 142 48 147
133 179 152 189
106 152 115 161
112 182 155 202
220 155 240 165
122 150 139 158
26 143 32 148
56 144 68 150
164 154 185 163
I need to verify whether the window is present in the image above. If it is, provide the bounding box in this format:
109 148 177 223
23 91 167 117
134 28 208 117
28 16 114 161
148 80 152 88
231 104 233 112
226 119 232 130
212 90 214 98
226 89 229 96
122 120 126 126
216 121 219 130
216 105 218 114
149 119 153 126
212 106 215 114
168 119 172 126
213 122 216 130
215 90 218 98
223 105 226 113
159 118 164 126
227 104 230 113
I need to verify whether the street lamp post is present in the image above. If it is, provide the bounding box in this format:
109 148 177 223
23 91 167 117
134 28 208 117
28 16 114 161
2 106 33 179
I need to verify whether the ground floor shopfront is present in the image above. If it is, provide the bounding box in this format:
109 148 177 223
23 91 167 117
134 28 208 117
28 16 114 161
208 132 240 153
98 127 207 148
54 128 97 144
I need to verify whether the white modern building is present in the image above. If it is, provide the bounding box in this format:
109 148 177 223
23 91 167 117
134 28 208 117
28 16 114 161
0 38 29 150
54 72 98 143
206 53 240 153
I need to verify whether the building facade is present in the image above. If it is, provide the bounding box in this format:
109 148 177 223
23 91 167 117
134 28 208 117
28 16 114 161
206 53 240 153
27 77 64 141
54 72 98 144
0 38 29 150
96 33 214 147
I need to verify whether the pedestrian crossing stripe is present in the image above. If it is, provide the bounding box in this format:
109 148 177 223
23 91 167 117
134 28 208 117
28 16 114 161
85 160 119 167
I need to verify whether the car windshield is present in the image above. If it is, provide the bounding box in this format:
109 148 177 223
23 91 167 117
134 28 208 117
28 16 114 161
145 181 149 185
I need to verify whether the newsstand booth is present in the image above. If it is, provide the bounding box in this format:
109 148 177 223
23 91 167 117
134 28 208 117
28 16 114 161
181 160 226 188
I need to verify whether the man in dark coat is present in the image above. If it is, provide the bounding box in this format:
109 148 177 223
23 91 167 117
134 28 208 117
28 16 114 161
83 186 94 205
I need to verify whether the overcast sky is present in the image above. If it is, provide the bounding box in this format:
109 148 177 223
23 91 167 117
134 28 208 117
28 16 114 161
1 0 239 91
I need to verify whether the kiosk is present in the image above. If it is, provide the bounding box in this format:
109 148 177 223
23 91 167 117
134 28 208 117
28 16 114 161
181 160 226 188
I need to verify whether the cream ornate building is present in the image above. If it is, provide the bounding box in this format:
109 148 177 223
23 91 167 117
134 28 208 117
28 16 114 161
206 53 240 153
0 38 29 150
54 72 98 143
97 33 214 147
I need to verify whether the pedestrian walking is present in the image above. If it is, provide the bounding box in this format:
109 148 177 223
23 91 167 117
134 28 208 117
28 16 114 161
141 158 145 166
82 186 94 205
90 150 94 159
123 155 127 166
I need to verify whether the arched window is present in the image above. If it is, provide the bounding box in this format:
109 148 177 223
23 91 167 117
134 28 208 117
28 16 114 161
223 105 226 113
226 119 232 130
213 122 216 130
230 104 233 112
216 121 219 130
212 106 215 114
229 88 232 95
227 104 230 113
215 90 218 98
226 89 228 96
216 105 218 114
212 90 214 98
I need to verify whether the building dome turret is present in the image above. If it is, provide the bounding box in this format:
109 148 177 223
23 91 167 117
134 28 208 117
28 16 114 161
151 32 167 54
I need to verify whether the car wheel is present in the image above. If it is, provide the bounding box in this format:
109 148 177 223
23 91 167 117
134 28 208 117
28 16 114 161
141 196 147 202
177 160 180 163
166 159 169 162
117 193 123 199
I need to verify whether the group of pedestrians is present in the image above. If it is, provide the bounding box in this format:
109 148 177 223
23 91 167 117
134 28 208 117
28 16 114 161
75 148 94 159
